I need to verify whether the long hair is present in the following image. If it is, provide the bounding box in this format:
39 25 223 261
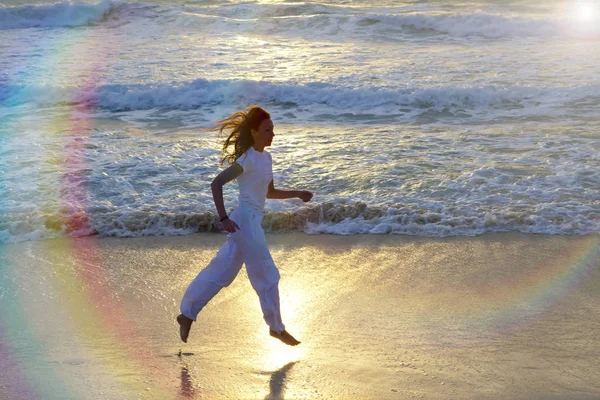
215 105 271 165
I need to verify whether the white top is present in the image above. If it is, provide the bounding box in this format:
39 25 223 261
234 146 273 213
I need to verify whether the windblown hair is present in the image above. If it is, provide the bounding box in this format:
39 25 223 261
216 105 271 165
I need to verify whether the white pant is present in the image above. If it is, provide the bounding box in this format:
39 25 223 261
180 205 285 333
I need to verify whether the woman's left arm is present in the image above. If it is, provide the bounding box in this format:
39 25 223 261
266 180 313 202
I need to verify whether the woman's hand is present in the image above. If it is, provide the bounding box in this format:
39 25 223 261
297 191 313 202
221 218 240 233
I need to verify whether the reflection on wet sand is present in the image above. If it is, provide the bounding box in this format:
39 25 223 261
265 361 297 400
179 366 195 399
176 355 297 399
178 351 198 399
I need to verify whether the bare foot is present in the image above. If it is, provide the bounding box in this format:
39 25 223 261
177 314 193 343
270 329 301 346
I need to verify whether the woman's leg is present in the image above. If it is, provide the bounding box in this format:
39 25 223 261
231 211 299 345
180 236 244 320
178 235 243 342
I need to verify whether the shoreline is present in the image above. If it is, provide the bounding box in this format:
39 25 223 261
3 229 600 247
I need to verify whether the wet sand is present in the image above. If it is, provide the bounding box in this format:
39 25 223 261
1 233 599 399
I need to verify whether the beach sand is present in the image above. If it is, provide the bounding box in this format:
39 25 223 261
1 232 599 400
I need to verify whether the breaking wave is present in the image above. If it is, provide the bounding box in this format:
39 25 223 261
2 79 600 119
1 201 598 244
0 0 147 30
167 4 567 39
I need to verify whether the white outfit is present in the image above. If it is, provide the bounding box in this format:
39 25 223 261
180 147 285 333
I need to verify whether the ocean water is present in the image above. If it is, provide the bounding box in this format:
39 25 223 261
0 0 599 243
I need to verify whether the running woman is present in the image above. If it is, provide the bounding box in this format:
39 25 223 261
177 106 312 346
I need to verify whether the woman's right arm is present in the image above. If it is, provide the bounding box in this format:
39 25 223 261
211 163 243 232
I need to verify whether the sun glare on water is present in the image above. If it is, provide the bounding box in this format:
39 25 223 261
575 1 597 22
561 1 600 37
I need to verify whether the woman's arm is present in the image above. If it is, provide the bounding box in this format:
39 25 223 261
266 180 313 202
211 163 243 232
